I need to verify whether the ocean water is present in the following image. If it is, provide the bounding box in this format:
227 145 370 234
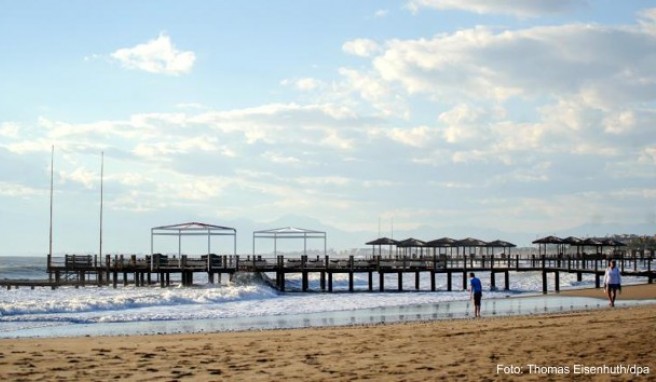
0 256 653 338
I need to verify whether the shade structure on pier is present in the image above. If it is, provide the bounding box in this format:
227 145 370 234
532 235 564 245
562 236 582 245
253 227 326 257
562 236 583 255
426 237 457 256
366 237 398 256
533 235 564 256
485 240 516 257
455 237 488 257
582 238 603 255
426 237 457 247
366 237 398 245
396 238 427 256
150 222 237 257
600 238 627 256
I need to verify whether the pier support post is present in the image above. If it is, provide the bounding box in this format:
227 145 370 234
397 272 403 291
123 272 128 287
430 271 436 292
595 273 601 288
160 273 165 287
328 272 333 292
379 272 384 292
320 271 326 291
555 271 560 293
490 271 496 290
279 272 285 292
368 271 373 292
542 271 548 294
349 272 354 292
462 271 467 291
301 255 308 292
415 271 420 290
504 271 509 290
447 272 452 291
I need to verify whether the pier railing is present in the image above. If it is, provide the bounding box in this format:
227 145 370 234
45 252 655 274
7 251 647 291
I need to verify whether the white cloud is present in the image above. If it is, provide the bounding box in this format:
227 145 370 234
262 151 302 165
374 9 389 18
0 122 20 138
296 176 351 187
0 182 44 198
371 23 656 105
438 104 490 143
386 125 436 147
406 0 584 18
281 77 323 91
59 167 97 189
342 38 381 57
639 146 656 164
111 33 196 75
337 68 408 117
603 110 636 134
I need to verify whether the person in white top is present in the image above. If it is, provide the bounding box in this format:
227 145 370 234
603 260 622 307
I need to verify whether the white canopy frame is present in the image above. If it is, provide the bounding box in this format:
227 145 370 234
253 226 326 257
151 222 237 256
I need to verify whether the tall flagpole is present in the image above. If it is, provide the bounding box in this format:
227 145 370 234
49 146 54 266
99 152 104 258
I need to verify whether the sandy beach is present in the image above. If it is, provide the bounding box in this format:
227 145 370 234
1 284 654 381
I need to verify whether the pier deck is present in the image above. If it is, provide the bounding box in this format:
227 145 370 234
2 253 650 293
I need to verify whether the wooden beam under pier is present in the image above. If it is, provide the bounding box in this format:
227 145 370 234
34 253 654 293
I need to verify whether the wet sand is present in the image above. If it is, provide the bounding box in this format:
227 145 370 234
0 284 654 381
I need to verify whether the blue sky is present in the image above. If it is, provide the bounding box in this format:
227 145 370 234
1 0 655 255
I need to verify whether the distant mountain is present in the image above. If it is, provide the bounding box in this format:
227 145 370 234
219 216 654 254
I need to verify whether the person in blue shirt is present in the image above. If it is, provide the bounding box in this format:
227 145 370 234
603 260 622 307
469 272 482 318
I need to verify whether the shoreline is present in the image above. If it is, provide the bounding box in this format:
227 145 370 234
1 303 653 381
556 282 656 300
0 283 654 339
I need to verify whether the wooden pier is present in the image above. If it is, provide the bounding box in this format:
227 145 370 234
3 253 653 293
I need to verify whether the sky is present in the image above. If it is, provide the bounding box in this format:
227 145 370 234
1 0 655 256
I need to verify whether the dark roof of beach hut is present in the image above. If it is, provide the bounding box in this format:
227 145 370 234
532 235 563 244
562 236 583 245
365 237 398 246
455 237 488 247
396 238 427 247
582 237 603 246
426 237 457 247
612 239 627 247
486 240 516 248
599 238 626 247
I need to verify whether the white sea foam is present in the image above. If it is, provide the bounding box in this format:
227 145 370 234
0 256 653 337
